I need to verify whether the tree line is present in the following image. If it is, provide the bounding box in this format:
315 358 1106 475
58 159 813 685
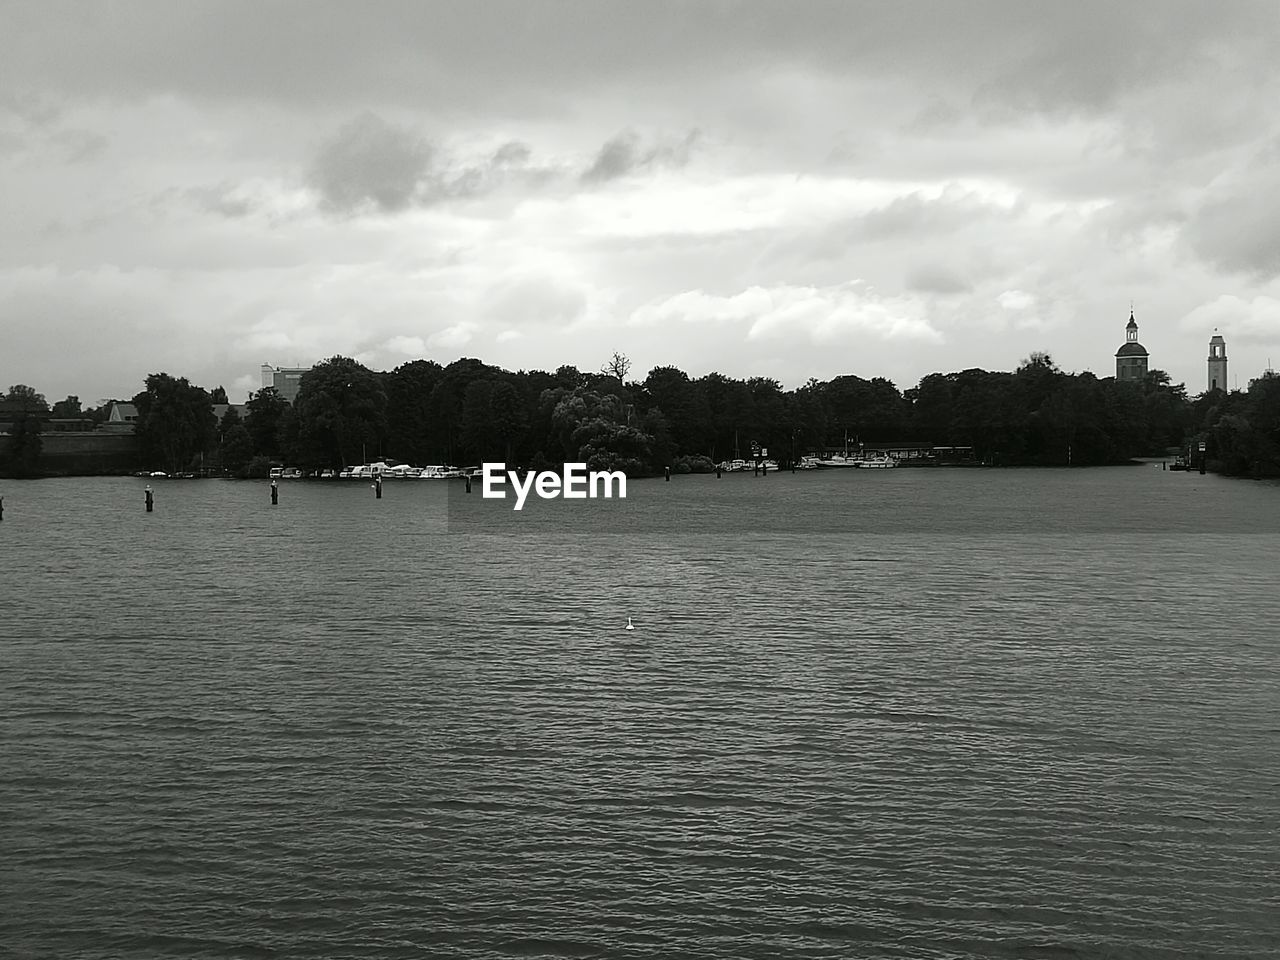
4 352 1280 477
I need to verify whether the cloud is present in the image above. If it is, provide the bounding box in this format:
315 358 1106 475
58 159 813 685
1180 295 1280 345
998 290 1035 311
630 283 942 345
480 276 587 329
306 117 558 216
384 335 427 355
50 128 108 163
185 182 256 218
309 111 434 214
1185 165 1280 279
581 129 700 183
492 140 532 166
428 322 478 350
904 263 970 294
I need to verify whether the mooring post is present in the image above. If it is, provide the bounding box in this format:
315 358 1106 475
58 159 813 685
465 475 472 494
665 466 671 482
0 495 5 521
762 460 767 476
374 476 383 499
271 480 278 505
716 464 722 478
145 485 154 513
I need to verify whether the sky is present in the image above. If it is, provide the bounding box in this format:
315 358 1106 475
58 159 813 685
3 0 1280 405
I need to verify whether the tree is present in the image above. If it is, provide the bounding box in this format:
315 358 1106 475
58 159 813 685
210 385 229 404
132 373 217 472
641 366 712 455
383 359 445 464
217 408 254 474
293 356 387 468
601 351 632 381
3 385 48 476
244 386 289 459
6 385 48 411
51 395 82 418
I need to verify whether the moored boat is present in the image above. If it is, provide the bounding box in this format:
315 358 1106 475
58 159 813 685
855 455 896 468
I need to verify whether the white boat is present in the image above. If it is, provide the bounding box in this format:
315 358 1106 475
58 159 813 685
813 455 859 468
855 456 896 468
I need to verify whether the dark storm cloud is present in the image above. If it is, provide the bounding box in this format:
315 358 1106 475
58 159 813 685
306 117 554 215
492 141 532 167
4 1 1271 120
582 133 641 183
1187 188 1280 280
309 112 433 214
581 130 699 183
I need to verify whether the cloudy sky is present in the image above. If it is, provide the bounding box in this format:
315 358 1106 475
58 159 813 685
4 0 1280 404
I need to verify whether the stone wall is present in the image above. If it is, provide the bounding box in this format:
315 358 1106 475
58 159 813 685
1 430 139 475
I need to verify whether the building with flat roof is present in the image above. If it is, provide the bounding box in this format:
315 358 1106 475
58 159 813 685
260 364 311 404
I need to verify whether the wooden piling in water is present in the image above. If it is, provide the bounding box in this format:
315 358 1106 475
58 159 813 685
465 475 472 494
271 480 278 505
374 476 383 498
0 496 4 521
145 486 154 513
665 466 670 481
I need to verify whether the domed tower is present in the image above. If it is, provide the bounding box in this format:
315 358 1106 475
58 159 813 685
1115 309 1149 381
1207 331 1228 392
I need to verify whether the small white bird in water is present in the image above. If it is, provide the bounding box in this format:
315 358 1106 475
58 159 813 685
625 617 634 630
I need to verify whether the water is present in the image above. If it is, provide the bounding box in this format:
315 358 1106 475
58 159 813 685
3 467 1279 959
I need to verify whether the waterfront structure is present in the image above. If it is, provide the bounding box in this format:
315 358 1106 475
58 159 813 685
102 402 139 432
1115 310 1149 381
1207 332 1228 392
259 364 311 404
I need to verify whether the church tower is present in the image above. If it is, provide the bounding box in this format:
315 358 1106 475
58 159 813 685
1207 331 1228 392
1115 309 1149 381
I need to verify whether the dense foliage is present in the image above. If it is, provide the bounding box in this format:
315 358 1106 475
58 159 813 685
1 384 49 477
131 373 217 474
6 355 1280 478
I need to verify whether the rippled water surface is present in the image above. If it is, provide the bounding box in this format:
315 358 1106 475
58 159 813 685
3 468 1280 959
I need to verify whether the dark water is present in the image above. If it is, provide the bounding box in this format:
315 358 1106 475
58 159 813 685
3 467 1280 959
